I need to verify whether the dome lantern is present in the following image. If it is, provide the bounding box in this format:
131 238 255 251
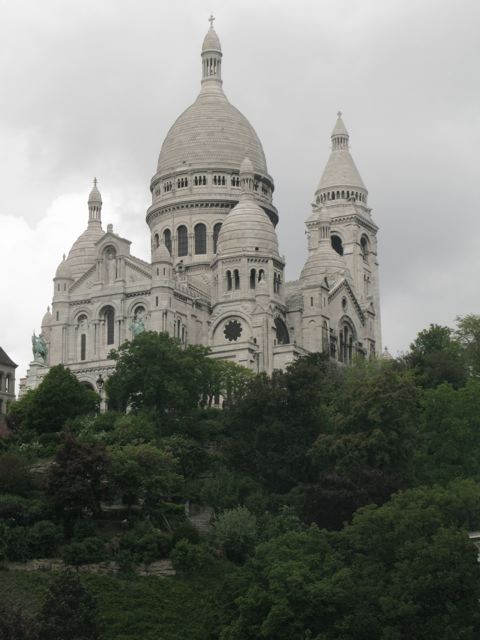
88 177 102 226
201 14 223 94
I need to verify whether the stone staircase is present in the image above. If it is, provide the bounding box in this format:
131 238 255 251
187 504 214 535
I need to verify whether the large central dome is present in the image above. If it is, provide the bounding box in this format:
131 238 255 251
157 92 268 175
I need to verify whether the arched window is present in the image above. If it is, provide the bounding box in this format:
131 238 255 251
258 269 265 282
154 233 159 248
80 334 86 361
250 268 256 289
177 225 188 257
234 269 240 290
322 321 329 353
274 318 290 345
331 234 344 256
103 306 115 346
339 321 355 364
226 270 232 291
194 223 207 254
360 235 369 260
163 229 172 254
213 223 222 254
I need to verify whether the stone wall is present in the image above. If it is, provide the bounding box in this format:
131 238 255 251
1 558 175 577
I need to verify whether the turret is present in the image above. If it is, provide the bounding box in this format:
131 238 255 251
88 177 102 226
201 14 223 94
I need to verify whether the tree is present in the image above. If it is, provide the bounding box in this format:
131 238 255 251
415 379 480 485
105 331 213 415
0 453 32 496
39 571 102 640
303 364 421 528
212 506 257 563
8 366 98 434
109 443 182 522
221 484 480 640
0 603 39 640
46 434 109 538
406 323 467 388
456 314 480 376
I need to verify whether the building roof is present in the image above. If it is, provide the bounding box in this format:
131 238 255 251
0 347 17 368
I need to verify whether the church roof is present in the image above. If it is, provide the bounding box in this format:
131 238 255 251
202 20 221 52
88 178 102 204
0 347 17 368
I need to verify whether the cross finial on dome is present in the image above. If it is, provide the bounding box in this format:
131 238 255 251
337 110 342 118
93 177 97 187
209 13 215 28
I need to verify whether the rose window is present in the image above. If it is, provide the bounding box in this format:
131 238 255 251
224 320 243 342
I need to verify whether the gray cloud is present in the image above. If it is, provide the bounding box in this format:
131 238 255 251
1 0 479 375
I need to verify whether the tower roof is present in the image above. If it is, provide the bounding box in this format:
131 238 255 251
202 14 221 52
88 177 102 205
316 112 367 194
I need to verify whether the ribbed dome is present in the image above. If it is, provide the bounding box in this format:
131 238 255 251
55 256 72 279
301 244 349 285
156 92 268 176
65 225 104 280
202 27 221 52
216 199 278 256
41 306 53 327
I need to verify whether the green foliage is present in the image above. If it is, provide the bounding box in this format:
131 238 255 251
0 453 32 496
171 521 201 546
456 314 480 376
109 443 182 521
0 602 39 639
106 332 212 414
222 484 480 640
39 571 103 640
212 506 257 563
415 379 480 485
46 434 110 537
60 537 107 566
406 323 467 388
9 366 98 435
0 520 62 561
170 539 212 576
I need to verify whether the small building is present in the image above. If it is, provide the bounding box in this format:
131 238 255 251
0 346 17 434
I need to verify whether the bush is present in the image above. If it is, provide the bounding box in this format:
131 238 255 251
61 537 107 566
0 453 32 495
0 524 30 561
211 506 257 563
170 539 212 576
27 520 62 557
172 521 201 546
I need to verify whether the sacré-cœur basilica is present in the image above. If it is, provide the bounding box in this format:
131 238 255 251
22 17 383 396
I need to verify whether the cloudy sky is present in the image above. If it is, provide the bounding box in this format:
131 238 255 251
1 0 479 381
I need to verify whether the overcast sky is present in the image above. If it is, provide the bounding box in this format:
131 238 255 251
1 0 479 381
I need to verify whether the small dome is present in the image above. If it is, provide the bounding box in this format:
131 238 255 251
202 26 221 52
152 240 172 263
65 225 105 280
380 346 393 361
55 256 72 279
216 199 279 257
88 178 102 204
42 306 53 327
301 243 349 286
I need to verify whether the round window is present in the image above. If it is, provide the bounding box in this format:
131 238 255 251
224 320 243 342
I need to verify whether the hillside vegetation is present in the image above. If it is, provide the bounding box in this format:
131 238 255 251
2 319 480 639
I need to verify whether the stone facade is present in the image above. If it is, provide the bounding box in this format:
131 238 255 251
0 347 17 426
23 20 381 393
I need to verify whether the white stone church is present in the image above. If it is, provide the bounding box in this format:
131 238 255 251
23 18 382 393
